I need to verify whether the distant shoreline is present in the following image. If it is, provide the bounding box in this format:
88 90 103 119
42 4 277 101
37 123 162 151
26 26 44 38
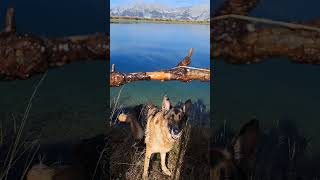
110 16 209 25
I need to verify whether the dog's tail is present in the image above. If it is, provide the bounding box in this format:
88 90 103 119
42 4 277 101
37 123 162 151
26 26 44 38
118 110 145 140
118 104 158 140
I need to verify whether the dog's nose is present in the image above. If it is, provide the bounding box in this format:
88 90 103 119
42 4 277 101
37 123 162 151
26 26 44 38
173 128 179 134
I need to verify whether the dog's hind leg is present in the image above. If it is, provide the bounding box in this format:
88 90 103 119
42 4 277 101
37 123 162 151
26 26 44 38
143 147 152 179
160 152 171 176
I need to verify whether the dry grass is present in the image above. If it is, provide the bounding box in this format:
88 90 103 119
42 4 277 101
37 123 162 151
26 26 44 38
109 124 195 180
108 123 209 180
181 126 209 179
0 72 47 180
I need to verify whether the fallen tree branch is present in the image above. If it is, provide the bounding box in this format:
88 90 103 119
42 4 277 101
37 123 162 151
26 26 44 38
110 48 210 87
212 14 320 33
211 0 320 64
0 7 109 80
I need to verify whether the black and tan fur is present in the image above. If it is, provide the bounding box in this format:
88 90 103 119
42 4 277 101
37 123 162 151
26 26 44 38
118 96 192 179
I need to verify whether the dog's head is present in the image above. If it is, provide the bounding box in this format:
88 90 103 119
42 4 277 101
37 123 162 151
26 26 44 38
210 119 259 180
161 96 192 140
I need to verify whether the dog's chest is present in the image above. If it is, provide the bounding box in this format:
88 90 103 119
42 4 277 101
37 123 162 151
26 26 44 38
145 113 174 153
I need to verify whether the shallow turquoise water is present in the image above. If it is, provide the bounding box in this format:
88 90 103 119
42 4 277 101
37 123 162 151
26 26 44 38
0 61 107 143
0 61 106 112
110 23 210 109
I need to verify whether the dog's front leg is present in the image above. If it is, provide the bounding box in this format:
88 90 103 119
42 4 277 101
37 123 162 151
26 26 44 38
143 147 152 179
160 152 171 176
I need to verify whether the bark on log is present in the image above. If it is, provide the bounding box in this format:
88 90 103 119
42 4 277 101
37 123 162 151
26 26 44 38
0 8 109 80
211 0 320 64
110 48 210 87
0 32 108 80
213 0 259 16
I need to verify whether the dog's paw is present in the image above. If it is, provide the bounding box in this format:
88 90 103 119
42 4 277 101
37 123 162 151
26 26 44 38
142 173 148 180
162 168 171 176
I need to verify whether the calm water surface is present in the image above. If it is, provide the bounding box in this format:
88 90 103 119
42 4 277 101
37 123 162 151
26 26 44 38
110 23 210 111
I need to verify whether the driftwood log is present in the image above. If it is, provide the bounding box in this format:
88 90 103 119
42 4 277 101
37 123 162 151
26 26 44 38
0 7 108 80
212 0 320 64
110 48 210 87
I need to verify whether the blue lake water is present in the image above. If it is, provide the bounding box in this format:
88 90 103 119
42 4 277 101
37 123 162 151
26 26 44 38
110 23 210 111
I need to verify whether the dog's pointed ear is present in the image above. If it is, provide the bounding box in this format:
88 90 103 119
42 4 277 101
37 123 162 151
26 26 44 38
183 99 192 113
162 96 171 111
230 119 259 173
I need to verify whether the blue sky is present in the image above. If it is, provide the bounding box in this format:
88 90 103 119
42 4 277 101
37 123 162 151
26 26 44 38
111 0 209 8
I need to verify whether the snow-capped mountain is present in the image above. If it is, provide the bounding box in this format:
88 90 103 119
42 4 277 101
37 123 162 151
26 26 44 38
110 2 209 21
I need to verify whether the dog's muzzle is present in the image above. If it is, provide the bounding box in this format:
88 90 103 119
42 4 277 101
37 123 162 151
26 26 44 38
170 128 182 140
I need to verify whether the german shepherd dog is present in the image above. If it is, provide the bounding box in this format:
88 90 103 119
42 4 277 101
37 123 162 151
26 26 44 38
210 119 259 180
118 96 192 179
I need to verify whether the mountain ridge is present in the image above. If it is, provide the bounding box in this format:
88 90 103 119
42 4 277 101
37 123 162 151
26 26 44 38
110 2 209 21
